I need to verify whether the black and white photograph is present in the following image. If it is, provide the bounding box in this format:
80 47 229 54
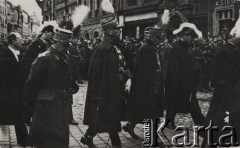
0 0 240 147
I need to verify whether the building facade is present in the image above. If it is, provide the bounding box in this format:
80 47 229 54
31 12 41 38
79 0 118 40
0 0 7 39
22 10 31 38
37 0 118 40
118 0 209 40
0 0 37 39
210 0 238 37
37 0 240 40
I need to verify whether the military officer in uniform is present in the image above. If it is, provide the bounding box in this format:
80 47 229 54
122 27 164 146
81 18 131 148
24 27 75 148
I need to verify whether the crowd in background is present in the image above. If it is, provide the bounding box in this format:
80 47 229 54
0 31 227 91
0 25 234 147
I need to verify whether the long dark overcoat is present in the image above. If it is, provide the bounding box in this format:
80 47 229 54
22 38 47 82
214 44 240 142
83 41 124 133
0 46 24 124
128 41 164 123
165 41 195 113
204 43 235 126
202 43 240 147
24 44 72 147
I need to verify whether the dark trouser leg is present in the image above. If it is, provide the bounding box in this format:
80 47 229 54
15 122 28 145
80 125 97 146
37 138 68 148
126 121 137 129
109 132 121 147
165 107 176 127
190 91 205 126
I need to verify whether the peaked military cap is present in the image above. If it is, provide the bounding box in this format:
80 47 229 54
54 27 72 44
101 17 118 31
149 27 163 38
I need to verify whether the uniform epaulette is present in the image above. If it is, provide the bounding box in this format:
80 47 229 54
38 50 50 58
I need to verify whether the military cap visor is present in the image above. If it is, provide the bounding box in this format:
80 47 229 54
55 28 73 44
101 18 118 31
148 27 163 38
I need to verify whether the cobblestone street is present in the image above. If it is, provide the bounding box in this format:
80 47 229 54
0 82 212 148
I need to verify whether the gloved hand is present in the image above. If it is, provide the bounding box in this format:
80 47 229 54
125 78 131 93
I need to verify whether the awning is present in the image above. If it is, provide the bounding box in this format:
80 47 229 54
125 12 158 22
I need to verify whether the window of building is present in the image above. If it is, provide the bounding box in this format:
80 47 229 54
217 9 233 20
90 0 93 10
128 0 137 6
84 0 87 6
95 0 100 10
78 0 82 5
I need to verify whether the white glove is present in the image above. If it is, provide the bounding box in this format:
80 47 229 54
125 78 131 93
224 111 230 124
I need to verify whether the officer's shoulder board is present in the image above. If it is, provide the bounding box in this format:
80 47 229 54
38 51 50 58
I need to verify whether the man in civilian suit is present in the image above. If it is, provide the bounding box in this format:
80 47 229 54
21 25 55 123
22 25 55 83
0 32 28 146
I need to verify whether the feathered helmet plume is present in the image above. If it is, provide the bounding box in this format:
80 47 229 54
100 0 119 31
38 21 59 34
162 9 170 25
230 19 240 38
101 0 114 14
173 22 203 38
71 5 90 27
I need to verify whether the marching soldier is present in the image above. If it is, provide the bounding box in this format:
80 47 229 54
24 28 75 147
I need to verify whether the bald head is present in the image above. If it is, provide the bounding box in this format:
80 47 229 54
7 32 22 44
7 32 23 51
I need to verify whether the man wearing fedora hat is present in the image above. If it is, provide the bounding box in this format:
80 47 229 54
81 18 131 148
24 27 76 147
22 25 55 83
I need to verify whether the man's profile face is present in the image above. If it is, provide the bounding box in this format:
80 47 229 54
45 31 54 41
13 33 23 51
182 34 192 43
109 28 120 42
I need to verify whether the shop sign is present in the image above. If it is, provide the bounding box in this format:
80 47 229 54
216 0 236 7
126 18 158 26
82 19 100 26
